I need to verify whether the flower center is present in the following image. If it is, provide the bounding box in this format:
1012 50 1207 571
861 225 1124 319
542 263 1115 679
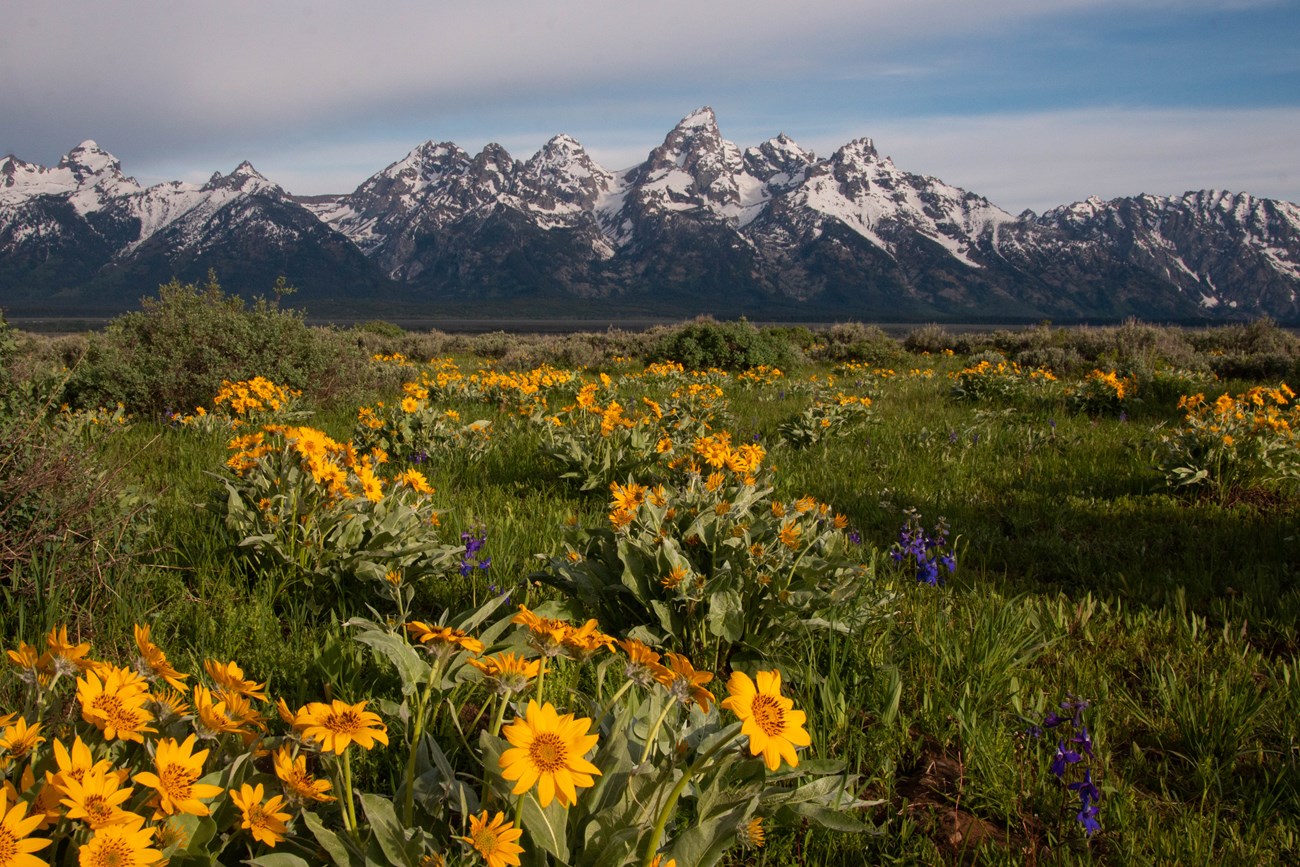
472 828 499 856
91 839 131 867
529 732 569 772
326 711 362 735
85 793 113 823
160 764 194 801
751 694 786 737
0 829 17 862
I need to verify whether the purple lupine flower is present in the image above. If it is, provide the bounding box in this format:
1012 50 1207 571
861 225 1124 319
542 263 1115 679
1050 741 1082 778
1071 725 1094 759
459 527 490 577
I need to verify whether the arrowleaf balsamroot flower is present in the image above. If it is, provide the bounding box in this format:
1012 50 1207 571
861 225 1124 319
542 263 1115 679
658 652 715 713
59 769 135 829
460 811 525 867
271 746 334 804
295 700 389 754
499 700 601 808
721 669 811 771
230 783 292 848
467 653 542 696
76 668 156 744
0 788 50 867
77 815 163 867
132 625 188 693
133 734 223 817
406 622 485 656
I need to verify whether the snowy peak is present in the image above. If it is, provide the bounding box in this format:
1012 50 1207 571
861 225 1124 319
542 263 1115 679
59 140 128 183
361 141 472 200
0 141 140 206
519 134 612 210
624 106 752 217
202 161 282 195
788 133 1014 267
743 134 816 188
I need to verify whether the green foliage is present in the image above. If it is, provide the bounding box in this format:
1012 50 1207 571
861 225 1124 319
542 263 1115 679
1157 384 1300 498
0 406 146 635
536 468 888 671
64 273 367 414
0 310 16 412
812 322 910 367
648 318 796 371
217 424 461 616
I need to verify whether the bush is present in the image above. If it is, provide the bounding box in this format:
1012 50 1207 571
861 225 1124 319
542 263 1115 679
0 408 146 632
811 322 909 367
63 274 369 415
647 317 796 371
0 312 15 413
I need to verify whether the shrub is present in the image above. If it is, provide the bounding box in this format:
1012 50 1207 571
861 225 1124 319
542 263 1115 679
812 322 909 366
63 274 369 415
648 318 796 371
0 408 145 632
0 311 15 408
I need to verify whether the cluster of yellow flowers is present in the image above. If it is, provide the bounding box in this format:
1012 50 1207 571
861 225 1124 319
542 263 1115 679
371 352 414 366
547 382 663 437
735 365 784 386
211 376 299 418
955 359 1057 381
1178 384 1298 443
225 424 435 504
1083 369 1135 401
0 625 385 864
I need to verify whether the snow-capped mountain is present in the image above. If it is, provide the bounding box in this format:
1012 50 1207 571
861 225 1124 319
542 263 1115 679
0 143 380 307
3 111 1299 320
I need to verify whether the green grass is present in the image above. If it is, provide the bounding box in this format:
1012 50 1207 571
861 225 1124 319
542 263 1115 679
3 343 1298 865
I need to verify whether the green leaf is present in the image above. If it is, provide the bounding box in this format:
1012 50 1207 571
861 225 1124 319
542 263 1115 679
350 625 431 696
520 793 572 865
780 801 880 834
706 589 744 642
360 792 419 867
302 809 362 867
247 854 315 867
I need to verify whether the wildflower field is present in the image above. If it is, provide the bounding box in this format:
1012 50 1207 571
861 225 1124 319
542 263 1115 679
1 291 1298 865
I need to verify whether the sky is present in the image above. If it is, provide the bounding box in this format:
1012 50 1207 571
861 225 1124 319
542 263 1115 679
2 0 1297 214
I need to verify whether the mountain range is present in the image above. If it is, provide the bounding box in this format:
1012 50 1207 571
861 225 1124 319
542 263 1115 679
3 107 1299 321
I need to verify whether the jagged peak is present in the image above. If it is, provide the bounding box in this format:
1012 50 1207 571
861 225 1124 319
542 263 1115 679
390 140 470 175
58 140 125 181
834 137 880 162
677 106 719 131
475 142 514 163
202 161 281 194
542 133 585 151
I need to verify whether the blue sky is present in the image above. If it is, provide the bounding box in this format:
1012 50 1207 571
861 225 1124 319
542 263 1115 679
2 0 1297 213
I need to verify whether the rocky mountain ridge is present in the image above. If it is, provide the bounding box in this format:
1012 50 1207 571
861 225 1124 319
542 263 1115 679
3 108 1298 320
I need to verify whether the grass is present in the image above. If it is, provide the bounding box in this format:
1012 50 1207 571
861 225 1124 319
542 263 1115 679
2 334 1298 865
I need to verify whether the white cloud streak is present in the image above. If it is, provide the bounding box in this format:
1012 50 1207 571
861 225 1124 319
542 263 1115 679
3 1 1293 214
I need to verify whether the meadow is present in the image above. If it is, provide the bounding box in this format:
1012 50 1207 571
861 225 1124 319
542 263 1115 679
1 282 1298 866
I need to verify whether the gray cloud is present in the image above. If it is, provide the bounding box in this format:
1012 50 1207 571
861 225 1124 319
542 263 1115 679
4 0 1293 215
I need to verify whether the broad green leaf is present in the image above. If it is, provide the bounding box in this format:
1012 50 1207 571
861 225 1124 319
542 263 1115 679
520 792 572 865
302 809 361 867
350 626 431 696
360 792 419 867
248 854 314 867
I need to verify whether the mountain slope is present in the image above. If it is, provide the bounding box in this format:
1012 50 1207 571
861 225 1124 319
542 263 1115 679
2 113 1299 321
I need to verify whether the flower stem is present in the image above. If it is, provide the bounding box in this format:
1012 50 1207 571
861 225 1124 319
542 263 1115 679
596 678 635 725
340 748 358 835
402 656 445 825
639 723 741 867
638 695 679 765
